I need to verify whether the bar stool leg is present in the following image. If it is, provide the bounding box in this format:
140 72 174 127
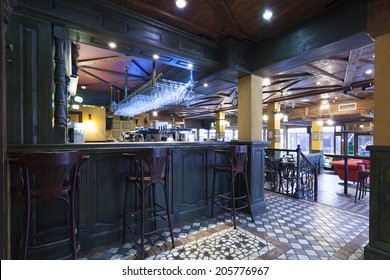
355 174 361 203
140 183 145 260
70 191 77 259
122 181 130 244
20 196 30 259
211 169 217 218
231 172 237 229
163 182 175 248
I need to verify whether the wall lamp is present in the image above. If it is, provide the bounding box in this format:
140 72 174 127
68 75 79 96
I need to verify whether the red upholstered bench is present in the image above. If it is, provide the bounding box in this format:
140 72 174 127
332 159 363 183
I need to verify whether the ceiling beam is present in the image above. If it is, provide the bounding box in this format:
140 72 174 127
79 65 147 80
78 55 134 66
305 64 344 84
79 68 123 91
252 0 371 76
343 48 362 87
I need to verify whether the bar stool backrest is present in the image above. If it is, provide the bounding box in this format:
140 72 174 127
19 151 82 200
137 148 169 183
229 145 247 173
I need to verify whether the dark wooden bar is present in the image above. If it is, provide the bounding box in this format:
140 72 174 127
364 146 390 259
7 141 268 259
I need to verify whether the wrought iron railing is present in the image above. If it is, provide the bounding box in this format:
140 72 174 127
265 145 318 201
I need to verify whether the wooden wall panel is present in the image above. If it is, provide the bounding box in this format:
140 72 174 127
6 14 53 144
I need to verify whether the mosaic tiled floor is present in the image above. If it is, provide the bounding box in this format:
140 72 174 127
146 223 289 260
80 182 369 260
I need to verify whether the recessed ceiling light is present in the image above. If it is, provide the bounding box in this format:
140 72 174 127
316 81 321 85
203 83 208 87
81 85 87 90
262 9 273 20
108 42 117 49
187 63 193 68
152 111 158 116
365 69 373 75
153 54 160 60
300 99 310 102
176 0 187 9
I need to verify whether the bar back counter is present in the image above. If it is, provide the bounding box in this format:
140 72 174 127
8 141 268 259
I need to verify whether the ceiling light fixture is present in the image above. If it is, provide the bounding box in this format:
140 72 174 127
365 69 373 75
74 96 83 103
262 9 273 20
203 83 208 87
153 54 160 60
343 86 353 94
187 63 193 68
317 99 333 125
108 42 117 49
263 78 271 86
361 82 374 91
176 0 187 9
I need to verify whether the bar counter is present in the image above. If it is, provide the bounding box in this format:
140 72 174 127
7 141 268 259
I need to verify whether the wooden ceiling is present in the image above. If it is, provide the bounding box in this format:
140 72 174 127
75 0 374 123
109 0 345 43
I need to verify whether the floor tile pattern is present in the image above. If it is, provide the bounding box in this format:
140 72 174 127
147 224 284 260
80 174 369 260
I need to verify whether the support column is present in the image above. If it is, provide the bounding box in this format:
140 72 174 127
237 75 262 141
266 103 280 148
237 75 266 213
365 0 390 260
215 111 225 141
311 120 323 152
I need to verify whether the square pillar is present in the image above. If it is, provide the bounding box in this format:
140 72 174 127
237 75 262 141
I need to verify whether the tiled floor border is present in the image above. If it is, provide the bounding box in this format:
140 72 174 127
329 227 369 260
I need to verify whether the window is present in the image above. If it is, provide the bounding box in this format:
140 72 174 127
323 126 335 153
357 134 373 156
287 127 310 153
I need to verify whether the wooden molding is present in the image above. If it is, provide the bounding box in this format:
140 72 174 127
367 0 390 38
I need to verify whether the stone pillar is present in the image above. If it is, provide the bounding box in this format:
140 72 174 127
266 103 281 148
365 0 390 260
311 120 323 151
237 75 262 141
215 111 225 141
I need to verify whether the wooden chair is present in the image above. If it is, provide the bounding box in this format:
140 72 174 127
13 151 84 259
355 161 370 203
122 148 174 259
211 145 254 229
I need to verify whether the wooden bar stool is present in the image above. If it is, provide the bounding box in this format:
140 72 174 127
122 148 174 259
355 161 370 203
211 145 254 229
11 151 84 259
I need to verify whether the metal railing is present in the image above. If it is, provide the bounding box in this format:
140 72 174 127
265 145 318 201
